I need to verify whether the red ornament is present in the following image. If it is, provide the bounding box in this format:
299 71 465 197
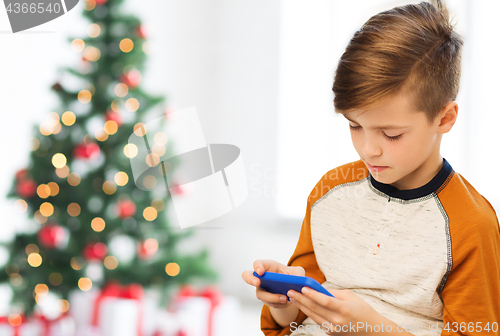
134 25 147 39
177 284 197 298
137 239 158 260
15 169 29 180
16 179 37 198
119 69 141 89
105 111 123 127
95 0 107 5
37 224 66 249
73 143 101 159
83 242 107 261
116 199 136 219
170 182 185 195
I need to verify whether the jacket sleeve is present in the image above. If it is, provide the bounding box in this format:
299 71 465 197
439 189 500 335
260 185 327 336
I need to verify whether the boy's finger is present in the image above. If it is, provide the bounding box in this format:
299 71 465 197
241 270 260 286
256 286 289 303
253 259 281 275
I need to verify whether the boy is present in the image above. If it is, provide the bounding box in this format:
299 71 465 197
242 0 500 335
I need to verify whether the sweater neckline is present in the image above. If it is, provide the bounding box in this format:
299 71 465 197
368 158 453 201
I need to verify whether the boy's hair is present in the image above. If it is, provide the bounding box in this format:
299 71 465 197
332 0 463 125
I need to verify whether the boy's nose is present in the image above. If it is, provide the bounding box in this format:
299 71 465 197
361 139 382 157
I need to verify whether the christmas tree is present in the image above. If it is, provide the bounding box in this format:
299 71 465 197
2 0 216 316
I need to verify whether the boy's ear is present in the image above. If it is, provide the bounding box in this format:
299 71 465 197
437 101 458 134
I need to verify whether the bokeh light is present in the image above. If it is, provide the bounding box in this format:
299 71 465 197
114 172 129 186
56 165 70 178
102 181 117 195
52 153 67 168
123 144 138 158
71 39 85 53
40 202 54 217
78 90 92 104
37 184 51 199
25 244 39 255
143 206 158 221
68 173 82 186
88 23 101 38
15 199 28 213
27 253 42 267
146 153 160 167
78 277 92 291
114 83 128 97
67 203 81 217
62 111 76 126
84 46 101 62
125 98 140 112
133 123 147 136
104 120 118 135
104 256 118 270
119 38 134 52
142 175 157 189
154 132 168 145
49 273 63 286
48 182 59 196
165 262 180 276
91 217 105 232
70 257 84 270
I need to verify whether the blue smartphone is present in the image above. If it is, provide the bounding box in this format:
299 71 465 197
253 271 335 300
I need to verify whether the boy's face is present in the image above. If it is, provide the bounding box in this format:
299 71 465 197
343 91 456 190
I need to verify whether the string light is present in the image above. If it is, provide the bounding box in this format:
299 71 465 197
68 172 82 186
165 262 180 276
34 284 49 296
84 46 101 62
37 184 51 198
56 165 70 178
87 23 101 38
151 198 165 211
59 300 70 313
142 175 157 189
154 132 168 145
102 181 117 195
114 83 128 97
104 120 118 135
114 172 129 186
119 38 134 53
84 0 96 11
52 153 67 168
133 122 147 136
71 39 85 53
143 238 158 254
27 253 42 267
125 98 140 112
123 144 138 158
62 111 76 126
95 128 109 142
78 90 92 104
34 211 48 224
8 314 22 327
9 274 23 287
14 199 28 213
70 257 84 270
25 244 39 255
110 99 121 112
49 273 63 286
104 256 118 270
78 277 92 291
142 41 151 54
32 138 40 151
67 203 81 217
152 144 166 157
48 182 59 196
91 217 105 232
143 206 158 221
146 153 160 167
40 202 54 217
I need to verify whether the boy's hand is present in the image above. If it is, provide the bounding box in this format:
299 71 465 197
287 287 392 336
241 259 305 309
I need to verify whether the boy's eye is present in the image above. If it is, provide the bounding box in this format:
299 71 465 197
349 124 403 141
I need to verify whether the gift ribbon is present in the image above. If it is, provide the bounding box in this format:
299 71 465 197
0 315 27 336
176 285 221 336
92 281 144 336
34 312 69 336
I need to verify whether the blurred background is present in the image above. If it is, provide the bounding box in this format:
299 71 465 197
0 0 498 335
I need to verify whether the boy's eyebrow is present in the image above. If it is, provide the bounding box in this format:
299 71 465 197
344 116 410 130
